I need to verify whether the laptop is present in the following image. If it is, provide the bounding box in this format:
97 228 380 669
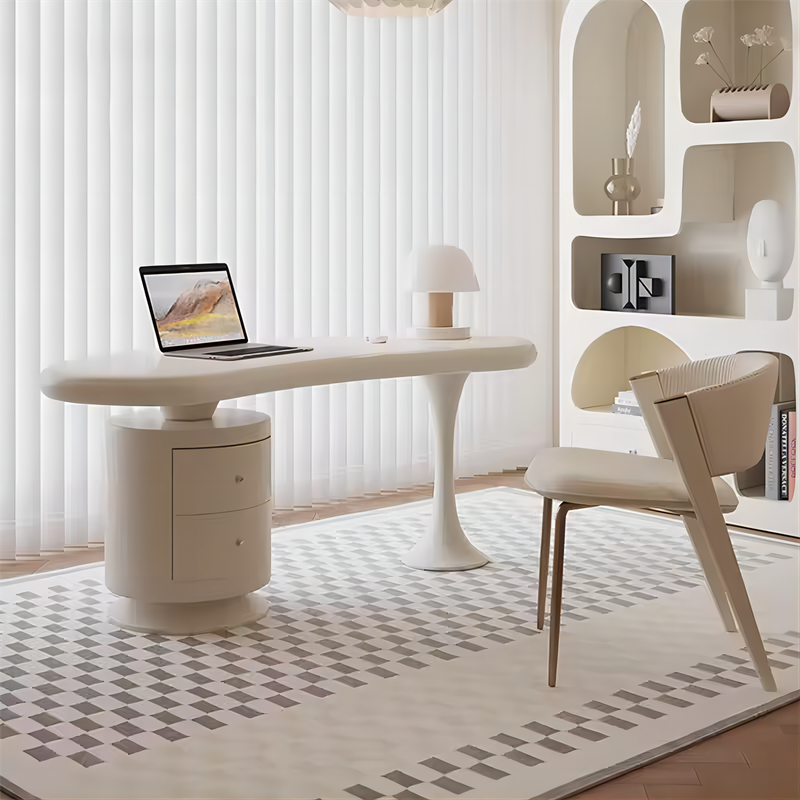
140 263 313 360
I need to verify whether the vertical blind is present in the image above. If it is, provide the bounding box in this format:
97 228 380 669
0 0 551 558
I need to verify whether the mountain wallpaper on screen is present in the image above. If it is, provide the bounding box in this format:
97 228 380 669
157 280 241 344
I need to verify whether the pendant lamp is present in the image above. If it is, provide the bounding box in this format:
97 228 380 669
328 0 453 18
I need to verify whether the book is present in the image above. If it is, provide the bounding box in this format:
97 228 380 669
779 406 792 500
765 402 794 500
611 403 642 417
789 410 796 503
614 389 639 407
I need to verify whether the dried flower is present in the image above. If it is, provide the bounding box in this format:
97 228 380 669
694 22 786 89
696 52 730 85
626 101 641 159
754 25 776 46
746 26 785 86
693 26 714 43
692 26 733 86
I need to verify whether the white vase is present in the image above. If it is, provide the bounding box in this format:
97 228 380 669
710 84 790 122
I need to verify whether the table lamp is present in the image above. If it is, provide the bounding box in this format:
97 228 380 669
411 246 479 340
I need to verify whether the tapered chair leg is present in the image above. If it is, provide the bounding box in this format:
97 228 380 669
657 394 777 693
537 497 553 630
695 506 777 692
548 502 584 688
681 514 737 633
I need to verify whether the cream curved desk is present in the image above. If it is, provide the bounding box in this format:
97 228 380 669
41 336 536 633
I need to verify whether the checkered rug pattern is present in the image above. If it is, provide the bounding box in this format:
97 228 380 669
339 633 800 800
0 489 797 796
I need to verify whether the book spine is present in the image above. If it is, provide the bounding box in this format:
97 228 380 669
779 408 790 500
765 405 779 500
789 410 796 503
613 397 639 406
611 403 642 417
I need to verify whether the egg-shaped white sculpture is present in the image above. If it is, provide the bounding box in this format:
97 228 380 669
746 199 791 286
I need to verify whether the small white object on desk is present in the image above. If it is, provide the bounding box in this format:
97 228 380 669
365 335 388 344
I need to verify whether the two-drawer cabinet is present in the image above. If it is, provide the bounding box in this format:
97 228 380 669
172 440 271 585
105 408 272 633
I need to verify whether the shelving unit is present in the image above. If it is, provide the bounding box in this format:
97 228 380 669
559 0 799 536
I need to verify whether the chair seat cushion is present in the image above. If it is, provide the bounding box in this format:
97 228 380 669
525 448 738 513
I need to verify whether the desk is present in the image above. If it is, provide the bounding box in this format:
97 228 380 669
41 336 536 633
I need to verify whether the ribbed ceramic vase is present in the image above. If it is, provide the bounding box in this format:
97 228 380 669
710 84 790 122
604 157 641 216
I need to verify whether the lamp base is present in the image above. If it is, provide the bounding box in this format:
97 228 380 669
411 326 472 340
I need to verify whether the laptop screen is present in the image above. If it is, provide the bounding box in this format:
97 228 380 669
140 264 248 352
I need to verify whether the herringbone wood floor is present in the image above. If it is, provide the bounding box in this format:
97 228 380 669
2 473 798 800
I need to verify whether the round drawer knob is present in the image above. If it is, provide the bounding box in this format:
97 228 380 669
235 475 244 483
236 539 244 547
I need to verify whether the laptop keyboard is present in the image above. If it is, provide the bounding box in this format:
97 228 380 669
211 344 298 357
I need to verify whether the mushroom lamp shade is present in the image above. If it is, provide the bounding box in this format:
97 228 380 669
411 246 479 340
328 0 453 17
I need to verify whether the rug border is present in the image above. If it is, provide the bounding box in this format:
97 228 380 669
0 775 36 800
3 698 798 800
536 689 800 800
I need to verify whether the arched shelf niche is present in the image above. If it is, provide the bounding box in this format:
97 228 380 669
572 326 689 410
681 0 794 124
572 0 665 216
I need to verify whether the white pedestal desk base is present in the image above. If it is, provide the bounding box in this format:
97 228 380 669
106 410 272 635
109 594 268 635
401 372 490 571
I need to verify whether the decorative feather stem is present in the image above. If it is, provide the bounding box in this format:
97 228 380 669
626 101 641 159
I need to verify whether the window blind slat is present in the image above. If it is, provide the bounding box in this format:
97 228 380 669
175 0 197 264
132 0 155 349
0 0 16 558
196 0 217 260
63 0 89 549
110 0 133 354
15 0 42 556
154 0 176 265
236 0 257 343
40 0 66 552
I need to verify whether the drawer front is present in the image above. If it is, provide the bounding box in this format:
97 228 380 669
172 503 271 587
173 439 270 516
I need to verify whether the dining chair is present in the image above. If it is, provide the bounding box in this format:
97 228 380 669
525 352 779 692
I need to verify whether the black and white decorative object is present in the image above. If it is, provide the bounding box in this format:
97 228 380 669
601 253 675 314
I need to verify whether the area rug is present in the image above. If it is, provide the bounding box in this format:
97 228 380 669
1 488 798 800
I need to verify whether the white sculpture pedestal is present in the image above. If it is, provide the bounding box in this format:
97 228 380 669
745 287 793 321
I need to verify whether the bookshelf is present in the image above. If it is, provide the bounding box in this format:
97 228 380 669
559 0 799 536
